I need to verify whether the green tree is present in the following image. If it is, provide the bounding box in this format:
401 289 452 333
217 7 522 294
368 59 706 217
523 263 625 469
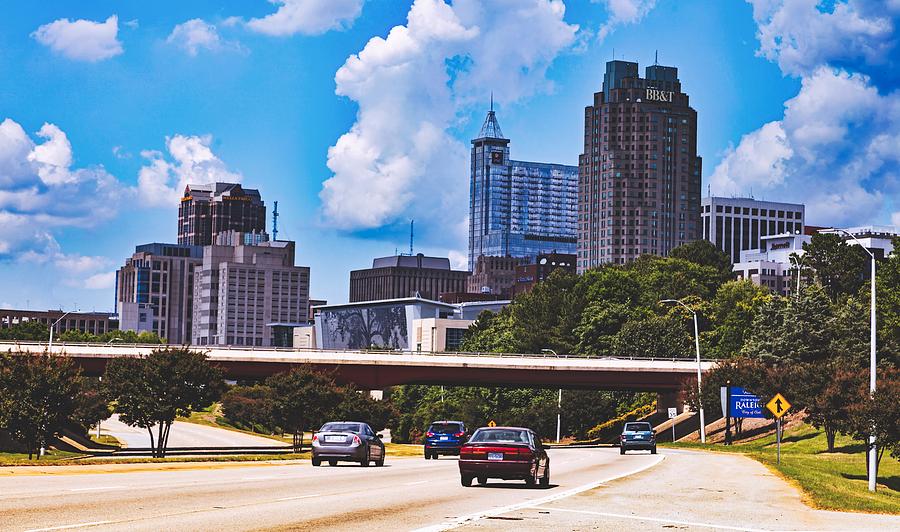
802 233 869 302
669 239 734 284
331 385 397 433
847 368 900 476
104 348 224 457
613 314 692 359
221 384 276 433
70 379 113 434
266 366 342 450
0 351 82 459
705 280 770 359
0 321 50 341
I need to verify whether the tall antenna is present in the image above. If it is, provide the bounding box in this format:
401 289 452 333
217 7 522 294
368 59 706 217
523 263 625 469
272 201 279 240
655 49 658 65
490 91 493 111
409 219 414 255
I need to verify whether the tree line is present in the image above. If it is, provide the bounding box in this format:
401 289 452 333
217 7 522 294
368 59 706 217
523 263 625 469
0 348 394 458
0 320 164 344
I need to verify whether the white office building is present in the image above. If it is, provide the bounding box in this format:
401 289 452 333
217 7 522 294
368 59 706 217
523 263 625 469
702 197 805 265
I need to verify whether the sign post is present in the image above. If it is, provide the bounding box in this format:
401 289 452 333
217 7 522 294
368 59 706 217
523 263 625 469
668 407 678 442
765 393 792 465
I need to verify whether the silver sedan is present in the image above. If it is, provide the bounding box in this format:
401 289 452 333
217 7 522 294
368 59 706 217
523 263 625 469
311 422 385 467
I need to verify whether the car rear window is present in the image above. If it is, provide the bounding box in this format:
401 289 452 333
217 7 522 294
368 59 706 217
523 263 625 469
624 423 652 432
429 423 462 434
320 423 361 433
470 429 529 443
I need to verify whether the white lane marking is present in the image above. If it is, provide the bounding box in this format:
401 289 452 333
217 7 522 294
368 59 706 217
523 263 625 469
532 507 773 532
68 486 125 492
413 455 665 532
275 494 321 501
240 476 278 481
404 480 428 486
24 521 111 532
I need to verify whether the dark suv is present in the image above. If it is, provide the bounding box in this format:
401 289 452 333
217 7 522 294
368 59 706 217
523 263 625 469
620 421 657 454
424 420 467 459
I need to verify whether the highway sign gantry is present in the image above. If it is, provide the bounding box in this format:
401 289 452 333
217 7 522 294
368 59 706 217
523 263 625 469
766 393 791 418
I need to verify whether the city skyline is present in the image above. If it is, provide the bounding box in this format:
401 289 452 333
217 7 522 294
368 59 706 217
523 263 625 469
1 1 898 311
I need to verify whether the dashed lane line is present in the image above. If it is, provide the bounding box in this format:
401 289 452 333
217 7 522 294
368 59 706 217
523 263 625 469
23 521 112 532
412 455 666 532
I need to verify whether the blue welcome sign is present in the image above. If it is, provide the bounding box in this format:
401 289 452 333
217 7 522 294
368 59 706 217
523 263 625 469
729 387 765 418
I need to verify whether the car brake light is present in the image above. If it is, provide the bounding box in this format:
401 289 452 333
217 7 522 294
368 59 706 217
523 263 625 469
312 434 318 442
353 435 361 445
426 432 434 437
454 431 465 437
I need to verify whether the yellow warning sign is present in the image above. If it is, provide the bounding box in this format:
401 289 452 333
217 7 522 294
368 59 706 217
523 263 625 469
487 420 497 427
766 393 791 418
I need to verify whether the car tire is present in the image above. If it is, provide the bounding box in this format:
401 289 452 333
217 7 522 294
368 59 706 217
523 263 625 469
477 476 487 485
540 466 550 487
620 447 626 455
328 459 337 467
432 452 439 460
424 449 431 460
376 451 385 467
461 474 473 487
651 446 657 455
312 456 321 467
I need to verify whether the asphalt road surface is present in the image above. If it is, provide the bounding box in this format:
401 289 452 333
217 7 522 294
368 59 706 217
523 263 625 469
0 448 895 531
101 415 284 448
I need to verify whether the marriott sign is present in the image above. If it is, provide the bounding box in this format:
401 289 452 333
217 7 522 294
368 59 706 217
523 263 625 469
645 88 675 102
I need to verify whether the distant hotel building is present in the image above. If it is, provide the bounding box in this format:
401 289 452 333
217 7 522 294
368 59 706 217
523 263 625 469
467 255 527 299
578 60 702 271
192 231 310 347
178 183 266 246
468 107 578 270
115 243 203 344
512 252 576 297
349 254 469 303
702 197 805 264
1 309 117 336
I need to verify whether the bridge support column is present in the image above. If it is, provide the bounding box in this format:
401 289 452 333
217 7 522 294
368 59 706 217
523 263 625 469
657 391 681 415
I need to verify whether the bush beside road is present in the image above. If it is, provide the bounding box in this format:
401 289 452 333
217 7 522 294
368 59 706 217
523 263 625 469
665 423 900 514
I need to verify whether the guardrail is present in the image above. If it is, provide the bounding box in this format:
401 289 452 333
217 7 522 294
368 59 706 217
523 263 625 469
0 340 721 363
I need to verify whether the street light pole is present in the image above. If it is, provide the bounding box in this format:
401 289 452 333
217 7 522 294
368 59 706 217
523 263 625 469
541 349 562 443
661 299 706 443
836 228 877 492
47 310 76 352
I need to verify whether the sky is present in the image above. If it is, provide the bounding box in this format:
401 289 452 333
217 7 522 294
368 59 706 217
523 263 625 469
1 0 898 312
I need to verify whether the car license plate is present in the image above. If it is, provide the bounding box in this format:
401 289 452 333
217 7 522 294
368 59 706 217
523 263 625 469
488 452 503 461
635 435 644 439
325 435 344 443
440 436 449 441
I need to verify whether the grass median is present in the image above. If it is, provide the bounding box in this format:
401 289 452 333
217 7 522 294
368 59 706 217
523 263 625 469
664 423 899 514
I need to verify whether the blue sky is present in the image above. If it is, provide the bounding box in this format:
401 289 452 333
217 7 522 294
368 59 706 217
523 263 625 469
1 0 897 312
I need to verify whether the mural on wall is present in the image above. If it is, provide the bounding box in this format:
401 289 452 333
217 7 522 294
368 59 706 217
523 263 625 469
320 304 408 350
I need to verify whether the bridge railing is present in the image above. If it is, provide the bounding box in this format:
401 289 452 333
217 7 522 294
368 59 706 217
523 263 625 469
0 340 721 363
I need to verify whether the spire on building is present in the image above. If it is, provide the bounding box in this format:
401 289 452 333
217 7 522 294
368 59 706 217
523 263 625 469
477 101 506 140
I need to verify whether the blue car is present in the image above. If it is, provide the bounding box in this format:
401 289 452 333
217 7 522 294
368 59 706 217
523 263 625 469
620 421 657 454
424 420 467 459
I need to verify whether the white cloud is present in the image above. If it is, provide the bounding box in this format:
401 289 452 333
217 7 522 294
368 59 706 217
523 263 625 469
31 15 123 62
892 212 900 227
84 271 116 290
0 118 130 260
137 134 242 207
247 0 364 36
747 0 896 76
448 249 468 271
594 0 656 41
321 0 577 237
710 68 899 226
167 19 245 56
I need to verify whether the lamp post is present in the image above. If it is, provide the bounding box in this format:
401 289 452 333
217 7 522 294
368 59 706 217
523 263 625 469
47 309 77 352
790 252 808 296
660 299 706 443
541 349 562 443
835 228 877 492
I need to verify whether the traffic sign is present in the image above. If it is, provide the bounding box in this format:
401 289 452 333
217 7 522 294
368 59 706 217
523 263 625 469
487 420 497 427
766 393 791 418
667 407 678 419
729 387 765 418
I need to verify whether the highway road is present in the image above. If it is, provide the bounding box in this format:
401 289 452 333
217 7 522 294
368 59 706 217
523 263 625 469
0 448 660 531
1 448 895 531
102 415 284 449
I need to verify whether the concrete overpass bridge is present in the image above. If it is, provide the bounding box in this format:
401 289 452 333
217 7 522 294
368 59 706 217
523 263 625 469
2 341 715 393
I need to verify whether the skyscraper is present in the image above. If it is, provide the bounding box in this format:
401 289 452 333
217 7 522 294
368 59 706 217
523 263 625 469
177 183 266 246
578 60 702 271
468 107 578 270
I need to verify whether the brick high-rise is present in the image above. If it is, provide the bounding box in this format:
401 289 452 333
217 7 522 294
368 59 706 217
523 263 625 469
577 60 702 271
178 183 266 246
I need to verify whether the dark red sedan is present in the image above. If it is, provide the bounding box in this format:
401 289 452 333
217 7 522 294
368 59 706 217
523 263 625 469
458 427 549 487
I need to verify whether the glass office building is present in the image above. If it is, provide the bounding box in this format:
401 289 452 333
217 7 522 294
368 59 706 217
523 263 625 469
468 108 578 270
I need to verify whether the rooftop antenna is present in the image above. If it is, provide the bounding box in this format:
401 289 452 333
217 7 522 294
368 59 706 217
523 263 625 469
272 200 280 240
490 91 493 111
655 50 658 65
409 219 414 255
